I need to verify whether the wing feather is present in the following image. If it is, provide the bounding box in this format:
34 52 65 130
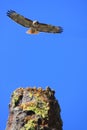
7 10 63 34
7 10 33 28
36 22 63 33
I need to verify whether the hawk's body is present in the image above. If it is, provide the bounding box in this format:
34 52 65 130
7 10 63 34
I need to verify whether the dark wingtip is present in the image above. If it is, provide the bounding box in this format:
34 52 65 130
7 10 16 17
58 26 63 33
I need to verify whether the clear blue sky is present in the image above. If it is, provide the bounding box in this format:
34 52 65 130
0 0 87 130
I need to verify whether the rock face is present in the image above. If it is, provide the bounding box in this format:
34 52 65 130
6 87 63 130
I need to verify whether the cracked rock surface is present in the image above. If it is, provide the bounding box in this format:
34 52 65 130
6 87 63 130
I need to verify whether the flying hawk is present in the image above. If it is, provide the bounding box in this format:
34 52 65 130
7 10 63 34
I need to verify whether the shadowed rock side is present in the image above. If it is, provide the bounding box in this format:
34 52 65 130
6 87 63 130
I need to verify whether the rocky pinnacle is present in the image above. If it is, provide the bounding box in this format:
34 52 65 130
6 87 63 130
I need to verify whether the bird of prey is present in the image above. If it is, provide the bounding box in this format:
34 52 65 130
7 10 63 34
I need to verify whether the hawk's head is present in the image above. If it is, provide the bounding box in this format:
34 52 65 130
32 20 39 27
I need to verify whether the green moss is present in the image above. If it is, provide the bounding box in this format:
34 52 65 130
12 91 20 107
29 92 33 98
21 91 49 119
36 101 49 118
24 119 36 130
22 100 49 118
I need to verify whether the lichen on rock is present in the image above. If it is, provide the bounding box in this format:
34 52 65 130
6 87 63 130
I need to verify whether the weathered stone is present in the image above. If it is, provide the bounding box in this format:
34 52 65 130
6 87 63 130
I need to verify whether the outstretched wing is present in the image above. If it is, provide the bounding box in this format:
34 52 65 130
7 10 63 34
7 10 33 28
36 22 63 33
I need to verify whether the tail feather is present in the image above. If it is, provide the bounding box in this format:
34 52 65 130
26 29 39 34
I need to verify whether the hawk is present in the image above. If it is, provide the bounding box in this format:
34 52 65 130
7 10 63 34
